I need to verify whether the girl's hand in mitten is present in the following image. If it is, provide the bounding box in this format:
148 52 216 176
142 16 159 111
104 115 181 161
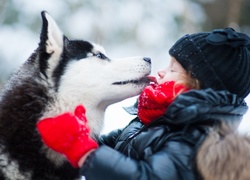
37 105 98 168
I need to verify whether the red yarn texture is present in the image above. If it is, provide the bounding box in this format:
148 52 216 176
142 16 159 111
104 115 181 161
37 105 98 168
138 81 189 125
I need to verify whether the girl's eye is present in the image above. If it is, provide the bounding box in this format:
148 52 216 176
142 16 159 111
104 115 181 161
170 69 174 72
96 53 107 60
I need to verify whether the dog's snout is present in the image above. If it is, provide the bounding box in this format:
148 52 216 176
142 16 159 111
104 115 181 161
143 57 151 64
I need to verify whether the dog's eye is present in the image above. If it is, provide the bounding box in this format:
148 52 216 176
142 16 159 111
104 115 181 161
96 53 107 60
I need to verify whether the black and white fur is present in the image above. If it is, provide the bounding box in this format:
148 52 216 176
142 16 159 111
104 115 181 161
0 11 151 180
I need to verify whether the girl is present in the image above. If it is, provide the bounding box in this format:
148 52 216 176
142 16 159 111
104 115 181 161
37 27 250 180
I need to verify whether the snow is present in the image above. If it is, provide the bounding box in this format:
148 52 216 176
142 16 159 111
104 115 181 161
1 0 250 136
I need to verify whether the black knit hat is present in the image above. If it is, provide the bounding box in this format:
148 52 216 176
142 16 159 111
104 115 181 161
169 28 250 98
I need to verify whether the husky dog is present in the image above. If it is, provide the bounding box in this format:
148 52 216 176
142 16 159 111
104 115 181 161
0 11 151 179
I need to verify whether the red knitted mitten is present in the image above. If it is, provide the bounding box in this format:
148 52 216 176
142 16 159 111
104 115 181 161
37 105 98 168
138 81 189 125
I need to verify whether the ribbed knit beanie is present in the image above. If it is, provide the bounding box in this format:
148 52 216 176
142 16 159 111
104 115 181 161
169 28 250 98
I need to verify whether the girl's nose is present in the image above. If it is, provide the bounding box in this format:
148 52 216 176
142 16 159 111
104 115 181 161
158 70 165 78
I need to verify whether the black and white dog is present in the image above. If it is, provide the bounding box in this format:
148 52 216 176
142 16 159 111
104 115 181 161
0 11 151 179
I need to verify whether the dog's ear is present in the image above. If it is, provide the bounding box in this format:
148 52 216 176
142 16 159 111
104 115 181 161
39 11 64 77
40 11 63 54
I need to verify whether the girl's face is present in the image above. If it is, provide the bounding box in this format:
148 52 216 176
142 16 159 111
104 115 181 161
156 56 188 85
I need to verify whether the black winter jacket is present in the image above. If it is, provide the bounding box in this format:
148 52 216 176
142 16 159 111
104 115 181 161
80 89 248 180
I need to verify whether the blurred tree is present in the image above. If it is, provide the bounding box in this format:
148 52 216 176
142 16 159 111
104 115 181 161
227 0 243 26
195 0 250 34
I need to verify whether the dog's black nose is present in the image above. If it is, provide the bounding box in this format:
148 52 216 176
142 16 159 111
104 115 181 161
143 57 151 64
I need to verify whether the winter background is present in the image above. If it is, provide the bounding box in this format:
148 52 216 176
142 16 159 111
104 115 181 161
1 0 250 135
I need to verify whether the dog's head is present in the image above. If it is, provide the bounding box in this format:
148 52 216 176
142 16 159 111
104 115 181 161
37 11 151 135
39 11 151 108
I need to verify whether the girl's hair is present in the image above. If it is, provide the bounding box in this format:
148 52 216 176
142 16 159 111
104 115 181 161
173 71 201 97
185 71 201 89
